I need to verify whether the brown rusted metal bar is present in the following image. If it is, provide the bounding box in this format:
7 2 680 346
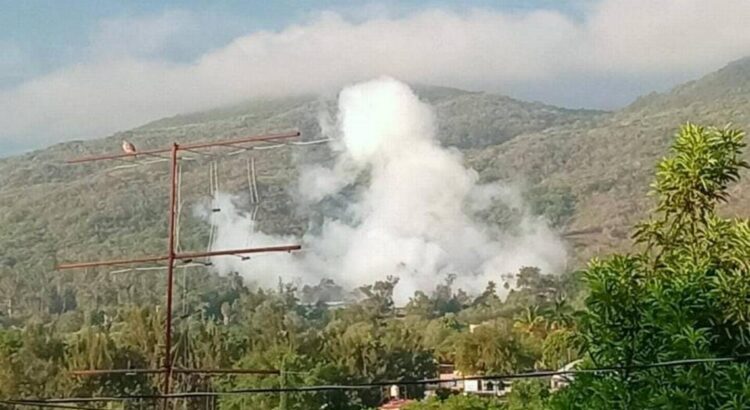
56 255 170 270
176 245 301 259
179 131 299 151
1 399 105 410
66 131 300 164
70 369 166 376
56 245 301 271
163 143 179 405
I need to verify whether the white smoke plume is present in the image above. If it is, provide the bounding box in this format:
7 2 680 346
201 78 566 302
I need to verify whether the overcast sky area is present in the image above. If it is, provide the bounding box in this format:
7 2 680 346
2 0 750 155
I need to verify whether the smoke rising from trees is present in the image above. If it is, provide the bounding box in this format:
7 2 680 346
200 78 566 302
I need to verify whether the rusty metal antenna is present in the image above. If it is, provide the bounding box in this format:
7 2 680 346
57 131 303 405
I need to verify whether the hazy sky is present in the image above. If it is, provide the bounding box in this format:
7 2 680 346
2 0 750 155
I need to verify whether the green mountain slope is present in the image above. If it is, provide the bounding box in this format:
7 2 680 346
3 57 750 318
470 57 750 261
0 85 602 318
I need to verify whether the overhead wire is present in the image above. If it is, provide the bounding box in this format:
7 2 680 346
9 355 750 404
223 138 331 157
108 263 208 275
206 161 218 256
174 161 190 316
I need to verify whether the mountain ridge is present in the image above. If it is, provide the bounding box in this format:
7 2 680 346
472 57 750 260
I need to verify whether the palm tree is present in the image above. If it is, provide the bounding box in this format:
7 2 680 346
66 326 114 370
514 306 548 338
545 296 574 331
111 306 164 368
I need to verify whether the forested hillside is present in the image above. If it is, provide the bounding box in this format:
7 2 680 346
4 58 750 321
0 84 602 320
471 57 750 261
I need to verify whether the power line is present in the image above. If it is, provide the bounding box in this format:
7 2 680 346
9 355 750 405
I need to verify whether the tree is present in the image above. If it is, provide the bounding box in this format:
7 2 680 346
111 306 165 369
542 328 579 370
454 320 535 375
404 394 505 410
504 379 549 410
554 124 750 409
543 296 573 332
65 326 153 397
433 274 466 315
513 306 548 338
472 282 500 309
358 276 400 318
405 291 435 318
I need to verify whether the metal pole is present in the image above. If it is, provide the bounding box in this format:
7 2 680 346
164 143 179 408
56 255 171 270
279 356 287 410
55 245 301 271
175 245 300 260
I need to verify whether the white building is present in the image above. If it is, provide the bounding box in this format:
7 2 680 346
464 378 512 396
550 359 583 391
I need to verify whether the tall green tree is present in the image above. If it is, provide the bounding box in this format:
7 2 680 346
554 124 750 409
454 319 535 375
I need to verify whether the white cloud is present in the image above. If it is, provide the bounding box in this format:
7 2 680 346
2 0 750 151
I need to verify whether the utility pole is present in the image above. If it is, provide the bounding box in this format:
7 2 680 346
279 355 287 410
163 143 178 399
57 131 303 407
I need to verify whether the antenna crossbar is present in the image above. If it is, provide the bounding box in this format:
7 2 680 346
66 131 300 164
56 245 301 270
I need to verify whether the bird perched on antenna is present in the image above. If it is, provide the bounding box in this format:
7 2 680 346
122 140 137 155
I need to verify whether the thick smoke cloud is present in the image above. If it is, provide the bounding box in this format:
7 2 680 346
201 78 566 302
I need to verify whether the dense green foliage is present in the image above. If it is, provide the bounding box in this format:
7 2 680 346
0 266 580 409
404 394 506 410
552 124 750 409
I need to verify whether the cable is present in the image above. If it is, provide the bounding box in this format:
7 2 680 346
9 355 750 404
108 263 207 275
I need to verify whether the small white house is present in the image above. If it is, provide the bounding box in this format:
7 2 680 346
464 378 512 396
